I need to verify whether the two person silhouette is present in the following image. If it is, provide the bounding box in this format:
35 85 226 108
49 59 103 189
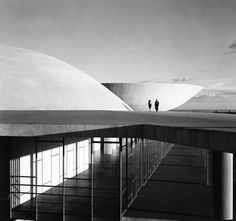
148 99 159 111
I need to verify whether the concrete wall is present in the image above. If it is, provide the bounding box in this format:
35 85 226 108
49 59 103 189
0 137 10 220
0 137 10 199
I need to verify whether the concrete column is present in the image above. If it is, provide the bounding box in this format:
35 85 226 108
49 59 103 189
212 151 233 220
206 150 212 186
100 137 104 153
203 149 207 168
88 138 92 164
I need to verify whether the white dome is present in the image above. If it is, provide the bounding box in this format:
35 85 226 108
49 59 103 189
0 45 131 110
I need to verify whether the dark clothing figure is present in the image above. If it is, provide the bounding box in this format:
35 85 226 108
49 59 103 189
148 100 152 110
155 99 159 112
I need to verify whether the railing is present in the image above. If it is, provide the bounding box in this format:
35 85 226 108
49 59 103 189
9 136 173 221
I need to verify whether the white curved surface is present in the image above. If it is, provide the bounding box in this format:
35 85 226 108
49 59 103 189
0 45 131 111
103 83 203 111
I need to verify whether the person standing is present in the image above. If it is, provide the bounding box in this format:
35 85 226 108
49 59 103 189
148 100 152 111
155 99 159 112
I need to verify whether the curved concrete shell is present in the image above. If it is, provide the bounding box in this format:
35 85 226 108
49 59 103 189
0 45 131 110
103 83 203 111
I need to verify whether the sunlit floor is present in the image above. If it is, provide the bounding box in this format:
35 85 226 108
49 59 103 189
12 149 120 221
8 145 236 221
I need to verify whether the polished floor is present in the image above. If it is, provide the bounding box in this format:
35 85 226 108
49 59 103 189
12 149 120 221
124 145 219 221
6 144 236 221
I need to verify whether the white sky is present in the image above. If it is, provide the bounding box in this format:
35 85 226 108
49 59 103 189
1 0 236 109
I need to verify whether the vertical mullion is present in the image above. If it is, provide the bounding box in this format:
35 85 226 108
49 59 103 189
147 140 148 181
140 139 143 187
14 159 16 207
126 138 128 207
50 149 52 186
13 159 15 205
13 159 15 207
30 154 33 199
62 137 65 221
9 160 12 219
91 138 94 221
119 138 122 220
16 159 17 206
12 160 14 208
76 141 78 175
131 139 133 201
16 159 18 206
11 160 13 209
17 159 20 205
41 150 43 191
35 139 38 221
14 159 18 206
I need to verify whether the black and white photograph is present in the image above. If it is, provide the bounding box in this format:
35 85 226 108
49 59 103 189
0 0 236 220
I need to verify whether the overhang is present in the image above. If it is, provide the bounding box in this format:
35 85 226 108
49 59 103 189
0 110 236 153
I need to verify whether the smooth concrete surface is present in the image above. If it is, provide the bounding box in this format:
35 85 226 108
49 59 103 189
1 110 236 134
1 110 236 127
123 218 178 221
206 150 212 186
103 83 203 111
1 110 236 153
212 151 233 220
221 152 233 220
0 45 131 111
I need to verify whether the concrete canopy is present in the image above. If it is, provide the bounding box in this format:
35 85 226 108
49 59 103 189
0 45 131 111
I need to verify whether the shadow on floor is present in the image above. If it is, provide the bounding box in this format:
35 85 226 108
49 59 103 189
124 145 224 221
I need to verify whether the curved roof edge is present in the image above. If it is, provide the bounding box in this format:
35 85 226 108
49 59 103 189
0 45 132 111
102 83 203 111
